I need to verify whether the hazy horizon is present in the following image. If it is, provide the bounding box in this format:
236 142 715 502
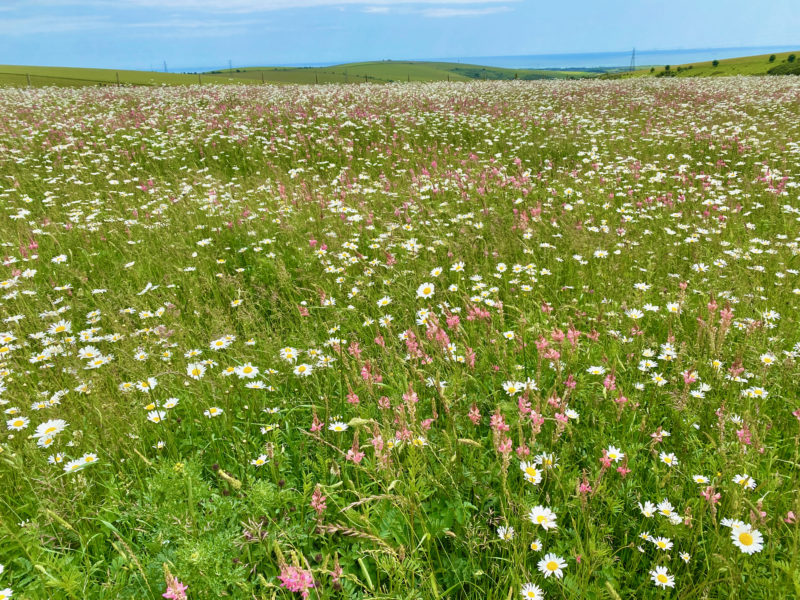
2 45 798 74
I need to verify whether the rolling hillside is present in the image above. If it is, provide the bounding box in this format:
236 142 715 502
0 61 595 88
9 50 796 89
205 60 594 83
0 64 242 87
610 50 800 78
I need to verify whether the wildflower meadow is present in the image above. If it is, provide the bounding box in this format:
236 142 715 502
0 78 799 599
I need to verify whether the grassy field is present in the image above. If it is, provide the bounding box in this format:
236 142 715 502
1 78 800 600
612 50 800 78
0 64 239 87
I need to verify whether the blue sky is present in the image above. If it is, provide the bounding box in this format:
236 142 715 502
0 0 798 70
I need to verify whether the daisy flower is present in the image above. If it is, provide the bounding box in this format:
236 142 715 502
520 461 542 485
649 566 674 588
659 452 678 467
731 524 764 554
497 525 514 541
527 505 557 530
639 501 656 518
606 445 624 463
136 378 157 392
538 553 567 579
652 536 673 551
204 407 223 418
6 416 29 431
416 282 435 299
187 362 206 380
235 363 259 379
147 410 166 424
520 583 543 600
733 474 756 490
293 363 313 376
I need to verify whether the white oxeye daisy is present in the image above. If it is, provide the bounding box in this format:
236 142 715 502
416 282 435 299
731 524 764 554
538 553 567 579
649 566 674 588
520 582 544 600
251 454 269 467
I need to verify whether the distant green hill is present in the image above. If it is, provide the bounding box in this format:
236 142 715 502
605 50 800 79
0 61 596 88
204 60 596 83
12 51 798 88
0 64 242 87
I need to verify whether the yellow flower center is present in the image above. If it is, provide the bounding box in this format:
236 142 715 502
546 561 558 571
537 515 545 523
657 574 668 583
739 532 753 546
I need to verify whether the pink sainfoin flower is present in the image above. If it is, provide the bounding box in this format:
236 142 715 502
163 575 188 600
468 404 481 425
490 410 509 433
311 486 327 516
278 565 315 599
310 413 323 433
346 433 365 464
701 486 720 505
564 373 577 389
603 373 616 390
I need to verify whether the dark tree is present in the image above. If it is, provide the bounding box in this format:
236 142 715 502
712 59 719 67
769 54 776 62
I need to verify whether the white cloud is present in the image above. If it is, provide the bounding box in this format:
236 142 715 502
80 0 519 13
421 5 511 16
0 15 109 35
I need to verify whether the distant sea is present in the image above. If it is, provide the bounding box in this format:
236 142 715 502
172 46 799 73
447 46 799 70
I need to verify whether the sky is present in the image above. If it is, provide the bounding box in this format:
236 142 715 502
0 0 798 70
